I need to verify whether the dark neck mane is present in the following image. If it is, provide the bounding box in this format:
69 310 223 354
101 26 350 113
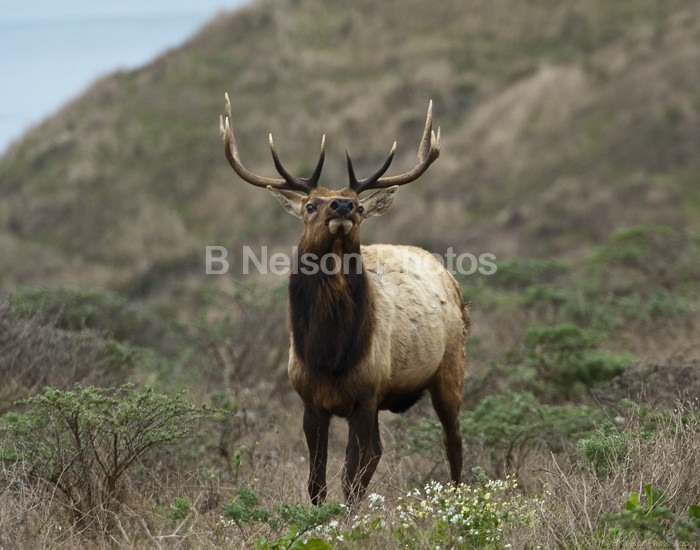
288 244 374 377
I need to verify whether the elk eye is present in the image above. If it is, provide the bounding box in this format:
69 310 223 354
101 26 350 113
305 203 316 213
357 205 365 214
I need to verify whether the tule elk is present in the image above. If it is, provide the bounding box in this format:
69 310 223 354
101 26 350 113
220 94 469 505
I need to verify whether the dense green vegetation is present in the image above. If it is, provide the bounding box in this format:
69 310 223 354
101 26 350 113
1 0 700 547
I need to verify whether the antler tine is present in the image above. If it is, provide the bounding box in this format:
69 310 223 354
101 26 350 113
222 93 283 189
346 148 359 188
352 100 441 194
307 134 326 187
348 142 397 192
221 93 322 194
269 133 326 192
268 133 305 189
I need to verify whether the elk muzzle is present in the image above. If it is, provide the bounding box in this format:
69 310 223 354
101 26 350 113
327 199 358 235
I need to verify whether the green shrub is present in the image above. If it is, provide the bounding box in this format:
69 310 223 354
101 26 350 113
604 483 700 546
558 286 693 329
219 487 344 549
461 391 604 473
222 487 276 528
162 497 190 521
518 324 632 401
616 289 690 321
618 399 684 433
558 292 621 331
578 400 700 480
576 421 629 477
0 385 205 528
521 284 568 309
524 322 598 351
399 392 604 476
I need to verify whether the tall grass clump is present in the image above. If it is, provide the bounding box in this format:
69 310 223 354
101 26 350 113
516 399 700 547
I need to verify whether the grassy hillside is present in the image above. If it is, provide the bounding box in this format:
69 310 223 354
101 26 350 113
1 0 700 296
1 0 700 547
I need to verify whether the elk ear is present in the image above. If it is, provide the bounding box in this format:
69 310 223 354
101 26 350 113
360 186 399 218
268 187 304 218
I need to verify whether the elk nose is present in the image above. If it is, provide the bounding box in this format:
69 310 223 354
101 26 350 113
329 199 354 215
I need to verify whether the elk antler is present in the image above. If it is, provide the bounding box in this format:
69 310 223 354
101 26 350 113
220 93 325 194
347 101 440 194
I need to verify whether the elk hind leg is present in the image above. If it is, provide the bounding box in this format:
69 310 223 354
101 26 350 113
429 361 464 484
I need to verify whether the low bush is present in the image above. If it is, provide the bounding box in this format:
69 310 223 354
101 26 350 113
576 421 630 477
219 486 345 548
0 385 206 531
604 483 700 547
399 391 604 477
461 391 604 474
515 323 633 402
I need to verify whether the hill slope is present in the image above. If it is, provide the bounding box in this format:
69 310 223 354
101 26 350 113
2 4 700 546
1 0 699 297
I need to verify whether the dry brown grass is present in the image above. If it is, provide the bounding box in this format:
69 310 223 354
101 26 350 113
513 401 700 548
1 371 699 549
0 302 134 413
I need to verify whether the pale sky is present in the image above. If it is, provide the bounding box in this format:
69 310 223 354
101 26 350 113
0 0 250 153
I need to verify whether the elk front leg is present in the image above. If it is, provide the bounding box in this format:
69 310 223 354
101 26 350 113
303 405 330 505
343 402 382 507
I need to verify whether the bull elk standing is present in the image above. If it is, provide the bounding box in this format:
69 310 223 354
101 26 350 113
220 94 469 505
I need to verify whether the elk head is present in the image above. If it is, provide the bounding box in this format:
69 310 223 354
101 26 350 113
220 93 440 254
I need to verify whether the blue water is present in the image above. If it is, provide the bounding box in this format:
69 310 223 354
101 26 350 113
0 0 249 154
